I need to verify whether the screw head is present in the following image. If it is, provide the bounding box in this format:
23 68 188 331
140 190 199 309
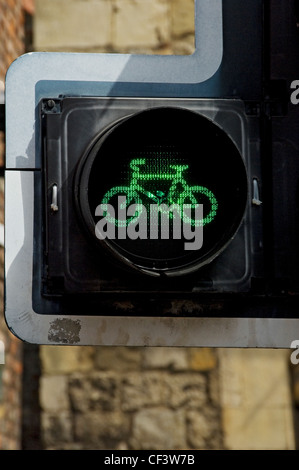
47 99 55 109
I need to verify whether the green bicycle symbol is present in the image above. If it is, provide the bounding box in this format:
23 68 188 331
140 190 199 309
100 158 218 228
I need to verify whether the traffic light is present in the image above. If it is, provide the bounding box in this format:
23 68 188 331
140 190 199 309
42 98 250 301
4 0 299 347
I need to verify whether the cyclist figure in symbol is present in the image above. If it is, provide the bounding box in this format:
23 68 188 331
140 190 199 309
100 158 218 228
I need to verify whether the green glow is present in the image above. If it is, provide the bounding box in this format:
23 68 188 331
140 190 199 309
100 158 218 228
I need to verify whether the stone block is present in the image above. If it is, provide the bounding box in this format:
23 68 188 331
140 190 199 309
188 348 217 371
168 373 207 409
74 411 130 448
172 35 196 55
69 372 120 412
218 348 244 407
113 0 170 51
40 345 94 374
219 348 293 408
41 411 73 448
130 408 186 450
219 348 296 450
94 346 142 371
171 0 195 37
121 371 169 411
186 407 222 449
40 375 69 412
142 347 188 370
222 406 295 450
34 0 113 51
242 349 291 407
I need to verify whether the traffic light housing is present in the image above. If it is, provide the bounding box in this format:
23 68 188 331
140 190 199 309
5 0 299 346
41 98 252 306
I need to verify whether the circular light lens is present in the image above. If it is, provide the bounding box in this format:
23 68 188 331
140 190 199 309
76 107 248 277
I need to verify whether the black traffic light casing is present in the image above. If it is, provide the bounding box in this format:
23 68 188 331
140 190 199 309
40 98 260 311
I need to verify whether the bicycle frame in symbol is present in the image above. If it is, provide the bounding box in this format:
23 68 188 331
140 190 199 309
99 158 218 228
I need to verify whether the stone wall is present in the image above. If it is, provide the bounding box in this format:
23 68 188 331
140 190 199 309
38 344 296 450
39 346 222 450
34 0 195 55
